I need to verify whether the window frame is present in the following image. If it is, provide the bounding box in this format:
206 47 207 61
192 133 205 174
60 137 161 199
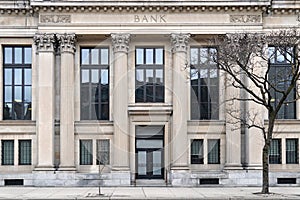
207 139 220 164
80 47 110 121
286 138 298 164
190 46 219 120
79 139 93 165
18 140 32 165
96 139 110 165
268 46 296 119
135 47 165 103
269 138 282 164
1 140 14 165
3 46 32 120
190 139 204 164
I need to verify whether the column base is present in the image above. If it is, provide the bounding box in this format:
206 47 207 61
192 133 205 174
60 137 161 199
243 164 262 170
34 166 56 171
58 166 76 171
224 164 243 170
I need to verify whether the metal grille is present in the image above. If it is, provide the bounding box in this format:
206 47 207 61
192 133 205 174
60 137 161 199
18 140 31 165
2 140 14 165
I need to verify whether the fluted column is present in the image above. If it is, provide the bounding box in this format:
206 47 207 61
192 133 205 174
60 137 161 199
170 33 190 169
111 33 130 170
57 33 77 170
34 33 56 170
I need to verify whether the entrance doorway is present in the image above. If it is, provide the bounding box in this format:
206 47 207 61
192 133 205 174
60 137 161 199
136 126 164 179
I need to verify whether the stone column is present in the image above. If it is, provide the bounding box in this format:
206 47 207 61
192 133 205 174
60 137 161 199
170 33 190 170
224 73 242 169
57 33 77 170
34 33 56 170
111 33 130 171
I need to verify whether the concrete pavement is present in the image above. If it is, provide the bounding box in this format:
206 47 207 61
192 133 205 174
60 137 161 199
0 186 300 199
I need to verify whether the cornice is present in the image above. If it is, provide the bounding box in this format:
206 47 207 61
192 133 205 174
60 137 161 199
0 2 300 15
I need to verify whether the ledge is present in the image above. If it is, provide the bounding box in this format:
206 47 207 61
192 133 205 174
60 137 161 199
128 103 172 115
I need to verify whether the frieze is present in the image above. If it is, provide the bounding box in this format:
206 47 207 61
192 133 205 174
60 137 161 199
230 15 261 23
40 15 71 23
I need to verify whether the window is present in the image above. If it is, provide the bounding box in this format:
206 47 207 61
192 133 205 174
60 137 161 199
135 47 164 103
2 140 14 165
96 139 110 165
80 48 109 120
18 140 31 165
268 46 295 119
190 47 219 120
269 139 281 164
79 140 93 165
191 139 203 164
286 139 298 164
3 46 32 120
207 139 220 164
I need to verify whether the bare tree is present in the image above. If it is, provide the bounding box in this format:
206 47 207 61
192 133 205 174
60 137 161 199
211 29 300 194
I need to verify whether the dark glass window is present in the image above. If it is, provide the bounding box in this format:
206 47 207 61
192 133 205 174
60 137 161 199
2 140 14 165
135 48 164 103
268 46 295 119
190 47 219 120
269 139 281 164
3 46 32 120
207 139 220 164
79 140 93 165
18 140 31 165
80 48 109 120
286 139 298 164
191 139 203 164
96 139 110 165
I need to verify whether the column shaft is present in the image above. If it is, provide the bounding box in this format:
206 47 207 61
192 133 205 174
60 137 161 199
170 33 189 169
34 33 56 169
111 33 130 170
58 33 76 169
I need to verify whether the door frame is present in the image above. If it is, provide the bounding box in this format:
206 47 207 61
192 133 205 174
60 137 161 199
135 126 165 180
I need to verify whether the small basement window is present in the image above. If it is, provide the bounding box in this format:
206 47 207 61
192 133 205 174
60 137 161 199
277 178 296 184
4 179 24 186
199 178 219 185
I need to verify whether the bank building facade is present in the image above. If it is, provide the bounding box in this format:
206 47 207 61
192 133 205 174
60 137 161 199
0 0 300 187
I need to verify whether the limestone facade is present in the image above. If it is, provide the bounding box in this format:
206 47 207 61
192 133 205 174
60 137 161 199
0 0 299 186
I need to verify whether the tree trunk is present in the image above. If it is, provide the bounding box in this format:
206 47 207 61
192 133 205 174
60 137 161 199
262 142 270 194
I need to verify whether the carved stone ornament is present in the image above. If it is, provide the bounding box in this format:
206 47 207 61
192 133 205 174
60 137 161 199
40 15 71 23
57 33 77 54
230 15 261 23
111 33 131 53
33 33 56 52
170 33 190 53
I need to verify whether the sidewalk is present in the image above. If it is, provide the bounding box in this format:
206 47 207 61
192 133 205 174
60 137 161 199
0 186 300 199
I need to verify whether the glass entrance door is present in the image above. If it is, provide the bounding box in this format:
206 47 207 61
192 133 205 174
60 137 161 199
137 148 163 179
135 125 164 179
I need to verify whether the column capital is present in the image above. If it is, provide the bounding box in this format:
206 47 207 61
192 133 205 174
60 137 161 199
111 33 130 53
170 33 190 53
34 33 56 52
57 33 77 54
